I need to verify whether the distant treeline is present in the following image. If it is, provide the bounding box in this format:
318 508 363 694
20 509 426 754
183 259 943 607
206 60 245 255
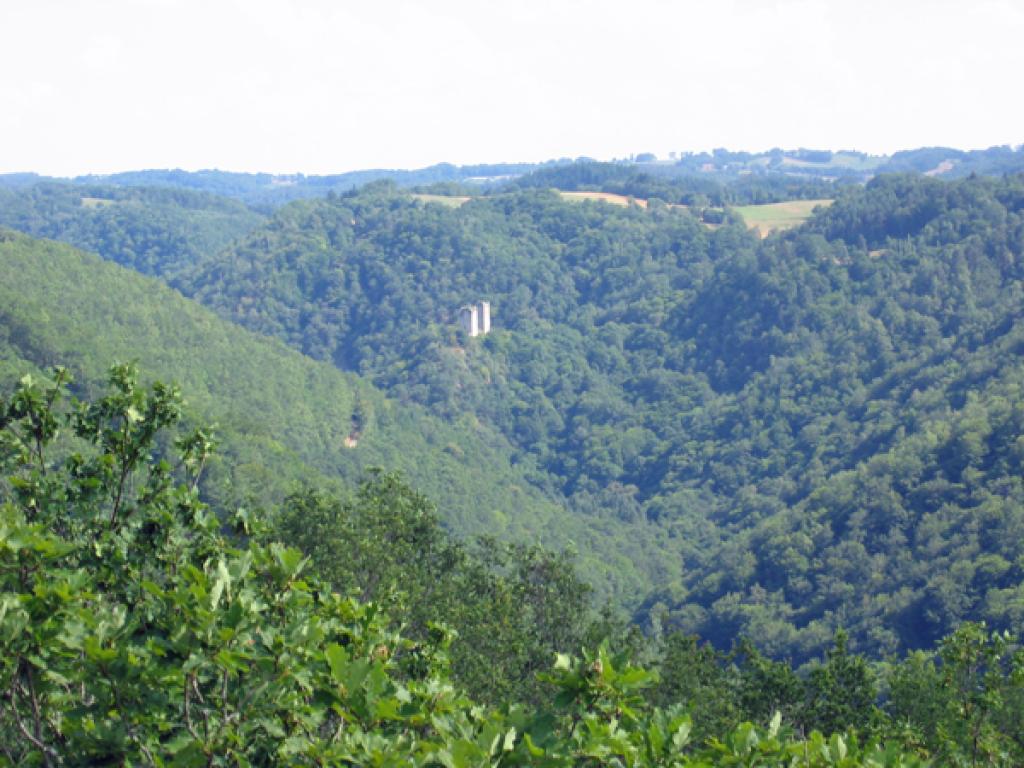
4 143 1022 208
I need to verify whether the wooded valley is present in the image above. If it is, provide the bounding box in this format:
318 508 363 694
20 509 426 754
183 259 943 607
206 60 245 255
3 158 1024 764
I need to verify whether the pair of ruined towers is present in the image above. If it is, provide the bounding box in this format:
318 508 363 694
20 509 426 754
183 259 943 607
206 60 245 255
458 300 491 337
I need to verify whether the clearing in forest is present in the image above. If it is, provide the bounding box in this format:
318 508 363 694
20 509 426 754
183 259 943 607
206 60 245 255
80 196 117 209
558 191 697 214
411 193 473 208
410 191 649 209
411 189 692 213
558 191 648 207
733 199 833 236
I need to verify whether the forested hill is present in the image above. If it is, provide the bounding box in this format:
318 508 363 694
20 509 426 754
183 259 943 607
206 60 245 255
4 170 1024 662
0 228 667 603
0 182 266 280
167 174 1024 662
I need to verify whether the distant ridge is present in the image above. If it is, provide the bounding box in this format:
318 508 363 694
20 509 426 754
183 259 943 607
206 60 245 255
4 144 1022 207
1 160 576 207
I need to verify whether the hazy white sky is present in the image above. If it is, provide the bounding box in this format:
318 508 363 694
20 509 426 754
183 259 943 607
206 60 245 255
2 0 1022 176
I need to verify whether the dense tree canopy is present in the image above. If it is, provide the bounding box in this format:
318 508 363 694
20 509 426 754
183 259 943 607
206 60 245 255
0 228 608 584
167 174 1024 661
5 366 1024 764
4 169 1024 668
0 183 265 280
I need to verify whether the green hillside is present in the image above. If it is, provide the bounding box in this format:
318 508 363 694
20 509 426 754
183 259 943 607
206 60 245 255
5 171 1024 662
167 174 1024 661
0 228 662 603
0 183 266 281
4 171 1024 763
3 368 947 766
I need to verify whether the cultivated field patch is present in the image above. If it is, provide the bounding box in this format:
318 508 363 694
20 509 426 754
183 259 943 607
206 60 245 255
558 191 648 208
411 193 472 208
733 199 833 236
80 196 117 209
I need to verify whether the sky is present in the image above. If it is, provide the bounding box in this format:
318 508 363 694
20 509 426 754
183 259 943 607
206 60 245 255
2 0 1023 176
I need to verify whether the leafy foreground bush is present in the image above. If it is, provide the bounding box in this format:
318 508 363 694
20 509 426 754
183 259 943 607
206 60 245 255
1 365 925 765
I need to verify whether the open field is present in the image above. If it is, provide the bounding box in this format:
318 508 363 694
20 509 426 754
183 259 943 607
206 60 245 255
559 191 697 214
411 193 472 208
80 196 117 209
408 190 825 238
558 190 648 208
733 199 833 236
412 191 659 210
777 154 880 172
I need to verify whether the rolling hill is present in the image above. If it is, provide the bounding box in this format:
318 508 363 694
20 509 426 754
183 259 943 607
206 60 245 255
4 170 1024 663
168 174 1024 661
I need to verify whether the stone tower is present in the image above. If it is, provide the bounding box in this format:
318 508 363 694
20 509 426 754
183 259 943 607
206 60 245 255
458 301 491 338
459 304 480 337
477 300 490 335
